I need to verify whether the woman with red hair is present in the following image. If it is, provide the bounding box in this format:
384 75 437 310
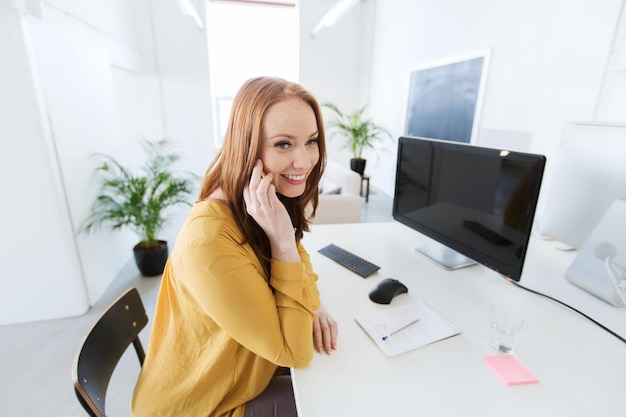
131 76 338 417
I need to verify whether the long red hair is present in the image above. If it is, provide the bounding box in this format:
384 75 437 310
199 76 327 277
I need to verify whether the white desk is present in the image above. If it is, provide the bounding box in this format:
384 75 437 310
293 222 626 417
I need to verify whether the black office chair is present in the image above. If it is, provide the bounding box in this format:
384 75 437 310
72 287 149 417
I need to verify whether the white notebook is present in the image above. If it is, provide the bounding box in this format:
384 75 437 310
355 301 460 357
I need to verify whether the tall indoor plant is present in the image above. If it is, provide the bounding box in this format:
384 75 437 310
323 102 391 176
81 138 197 276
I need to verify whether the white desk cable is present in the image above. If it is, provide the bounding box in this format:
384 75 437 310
506 278 626 345
595 243 626 305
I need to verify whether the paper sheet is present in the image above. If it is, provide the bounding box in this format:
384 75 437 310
355 301 460 357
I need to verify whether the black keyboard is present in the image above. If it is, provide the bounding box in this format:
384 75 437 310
317 244 380 278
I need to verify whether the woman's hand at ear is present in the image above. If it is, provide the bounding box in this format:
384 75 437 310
243 160 299 263
313 304 338 354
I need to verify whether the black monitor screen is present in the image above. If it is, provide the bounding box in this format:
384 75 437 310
393 136 546 281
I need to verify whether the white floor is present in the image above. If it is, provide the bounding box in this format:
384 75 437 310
359 187 394 223
0 191 393 417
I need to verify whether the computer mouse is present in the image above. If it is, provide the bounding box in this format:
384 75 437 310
369 278 408 304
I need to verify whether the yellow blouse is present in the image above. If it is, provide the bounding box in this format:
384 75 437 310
131 200 320 417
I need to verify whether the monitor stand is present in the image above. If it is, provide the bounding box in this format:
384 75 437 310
414 236 476 271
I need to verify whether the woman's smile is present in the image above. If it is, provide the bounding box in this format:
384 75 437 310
282 173 307 183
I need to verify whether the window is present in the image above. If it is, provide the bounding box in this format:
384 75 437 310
206 0 299 145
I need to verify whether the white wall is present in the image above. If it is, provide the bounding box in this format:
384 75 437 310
595 3 626 122
366 0 623 204
151 0 215 179
0 9 89 324
42 0 156 71
28 15 137 308
0 0 214 324
299 0 376 166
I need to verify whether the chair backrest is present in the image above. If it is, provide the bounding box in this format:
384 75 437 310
72 287 148 417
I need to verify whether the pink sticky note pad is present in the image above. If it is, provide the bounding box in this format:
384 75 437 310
484 355 539 386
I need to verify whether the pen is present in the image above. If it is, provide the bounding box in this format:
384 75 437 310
382 319 420 341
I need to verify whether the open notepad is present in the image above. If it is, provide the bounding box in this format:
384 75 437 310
355 301 460 357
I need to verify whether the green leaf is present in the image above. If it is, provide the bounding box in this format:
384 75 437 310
80 138 199 247
322 102 391 159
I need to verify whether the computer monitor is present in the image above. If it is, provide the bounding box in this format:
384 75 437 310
393 136 546 282
539 122 626 249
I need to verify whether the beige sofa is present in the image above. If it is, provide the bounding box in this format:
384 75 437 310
311 159 363 224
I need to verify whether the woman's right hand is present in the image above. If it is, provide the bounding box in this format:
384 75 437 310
243 160 299 262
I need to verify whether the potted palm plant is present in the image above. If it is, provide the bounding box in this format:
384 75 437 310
323 102 391 176
81 138 197 276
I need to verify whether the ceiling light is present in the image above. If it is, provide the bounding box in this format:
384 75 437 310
175 0 204 29
311 0 360 37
